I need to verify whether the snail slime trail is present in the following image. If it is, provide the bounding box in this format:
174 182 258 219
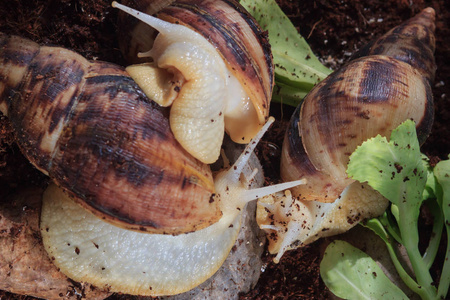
112 1 273 165
40 116 306 296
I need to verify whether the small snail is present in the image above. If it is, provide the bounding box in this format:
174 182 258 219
257 7 436 262
113 0 274 164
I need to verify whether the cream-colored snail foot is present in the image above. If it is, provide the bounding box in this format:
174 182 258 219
40 183 241 296
113 1 272 164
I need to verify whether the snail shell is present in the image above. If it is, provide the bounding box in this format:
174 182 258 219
281 7 435 203
113 0 274 164
0 32 218 235
257 7 436 261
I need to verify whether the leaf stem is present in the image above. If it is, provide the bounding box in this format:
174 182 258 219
437 231 450 298
365 219 420 295
400 220 437 300
422 199 443 269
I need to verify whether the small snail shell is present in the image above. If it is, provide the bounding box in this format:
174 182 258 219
113 0 274 164
0 33 217 235
257 8 436 261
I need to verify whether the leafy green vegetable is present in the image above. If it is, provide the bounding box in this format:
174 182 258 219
240 0 332 106
347 120 426 210
320 120 449 300
320 240 408 300
433 158 450 299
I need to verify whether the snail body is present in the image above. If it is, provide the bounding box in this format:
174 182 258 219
257 8 436 261
0 33 217 235
113 0 274 164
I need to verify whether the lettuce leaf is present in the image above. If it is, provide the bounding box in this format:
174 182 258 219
346 120 437 298
240 0 332 106
321 240 408 299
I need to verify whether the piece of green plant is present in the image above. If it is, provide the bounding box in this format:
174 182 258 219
432 158 450 299
320 240 408 299
321 120 449 300
240 0 332 106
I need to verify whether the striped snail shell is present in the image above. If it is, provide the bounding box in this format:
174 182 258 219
113 0 274 164
257 8 436 261
281 7 435 203
0 32 217 235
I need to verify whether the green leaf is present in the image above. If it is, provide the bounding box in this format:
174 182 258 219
240 0 332 105
434 157 450 229
363 218 423 295
433 157 450 299
422 155 437 200
320 240 408 299
347 120 426 210
347 120 436 298
271 81 308 107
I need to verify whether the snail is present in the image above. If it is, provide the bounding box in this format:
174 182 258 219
40 117 305 296
0 32 300 297
112 0 274 164
256 7 436 262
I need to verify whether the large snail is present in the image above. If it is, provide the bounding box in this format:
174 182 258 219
113 0 274 164
0 1 301 296
257 7 436 262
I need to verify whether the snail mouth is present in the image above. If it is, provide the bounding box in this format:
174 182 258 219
126 63 185 107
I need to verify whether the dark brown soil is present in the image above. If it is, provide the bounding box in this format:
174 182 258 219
0 0 448 299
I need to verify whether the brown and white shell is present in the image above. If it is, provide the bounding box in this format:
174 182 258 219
281 7 435 203
257 8 436 262
0 33 217 235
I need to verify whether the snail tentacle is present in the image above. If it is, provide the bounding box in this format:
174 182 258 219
215 116 307 217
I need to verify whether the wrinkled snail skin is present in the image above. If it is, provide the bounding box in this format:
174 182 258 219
0 32 218 235
257 8 436 261
114 0 274 163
